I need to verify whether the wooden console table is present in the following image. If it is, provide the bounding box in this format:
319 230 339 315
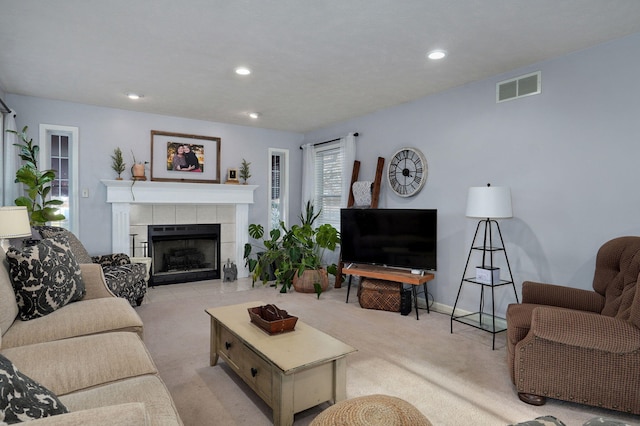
206 301 356 426
343 263 435 319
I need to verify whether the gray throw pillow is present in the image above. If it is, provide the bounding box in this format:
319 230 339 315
6 234 85 320
0 354 68 423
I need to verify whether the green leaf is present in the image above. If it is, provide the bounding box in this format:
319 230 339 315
314 282 323 299
248 223 264 239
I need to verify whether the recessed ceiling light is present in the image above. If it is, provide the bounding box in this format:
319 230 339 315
248 112 260 119
235 67 251 76
127 93 143 100
427 50 447 60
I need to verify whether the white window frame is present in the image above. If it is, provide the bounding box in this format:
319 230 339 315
39 124 79 235
268 148 289 234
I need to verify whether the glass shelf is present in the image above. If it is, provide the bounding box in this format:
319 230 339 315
462 277 514 287
451 312 507 333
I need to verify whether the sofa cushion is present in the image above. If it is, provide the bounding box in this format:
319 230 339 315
6 235 85 321
23 403 150 426
0 249 19 337
35 226 93 264
60 375 181 426
0 353 68 423
1 332 156 396
0 297 143 349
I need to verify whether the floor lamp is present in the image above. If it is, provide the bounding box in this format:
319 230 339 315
0 206 32 253
451 184 519 349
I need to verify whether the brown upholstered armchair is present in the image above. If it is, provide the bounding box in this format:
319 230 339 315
506 236 640 415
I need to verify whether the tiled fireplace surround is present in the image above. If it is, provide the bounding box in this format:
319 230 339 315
102 180 258 278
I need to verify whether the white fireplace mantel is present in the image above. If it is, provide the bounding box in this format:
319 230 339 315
101 179 258 277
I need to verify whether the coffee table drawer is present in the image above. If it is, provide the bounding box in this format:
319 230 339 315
219 325 273 403
219 326 241 369
236 343 273 403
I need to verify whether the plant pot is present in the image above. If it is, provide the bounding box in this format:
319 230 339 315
132 164 146 179
292 268 329 293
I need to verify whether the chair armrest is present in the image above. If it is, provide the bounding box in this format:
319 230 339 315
522 281 604 313
79 263 116 299
530 306 640 353
25 403 150 425
92 253 132 266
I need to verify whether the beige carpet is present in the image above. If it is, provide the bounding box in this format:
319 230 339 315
136 279 640 426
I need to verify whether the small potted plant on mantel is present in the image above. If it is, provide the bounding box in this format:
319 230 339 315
239 158 251 184
111 147 126 180
243 201 340 298
131 151 148 181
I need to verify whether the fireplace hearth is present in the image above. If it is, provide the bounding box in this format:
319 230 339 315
148 224 221 285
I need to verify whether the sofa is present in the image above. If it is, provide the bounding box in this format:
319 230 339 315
35 226 148 307
506 236 640 415
0 235 182 425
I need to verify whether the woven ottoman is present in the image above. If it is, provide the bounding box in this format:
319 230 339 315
310 394 432 426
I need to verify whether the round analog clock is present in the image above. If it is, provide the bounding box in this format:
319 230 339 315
387 147 428 197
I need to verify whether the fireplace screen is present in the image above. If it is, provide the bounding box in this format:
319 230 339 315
148 224 220 285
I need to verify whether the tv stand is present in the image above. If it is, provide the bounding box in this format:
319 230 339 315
343 264 435 320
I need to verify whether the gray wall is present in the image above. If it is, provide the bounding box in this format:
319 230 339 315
5 96 304 255
304 32 640 315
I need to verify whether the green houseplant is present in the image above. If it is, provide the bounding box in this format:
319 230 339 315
7 126 65 225
243 201 340 298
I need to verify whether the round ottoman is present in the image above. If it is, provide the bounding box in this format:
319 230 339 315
310 394 432 426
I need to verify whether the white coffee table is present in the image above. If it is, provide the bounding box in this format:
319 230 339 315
206 301 356 426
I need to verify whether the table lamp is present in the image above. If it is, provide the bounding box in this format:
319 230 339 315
0 206 32 252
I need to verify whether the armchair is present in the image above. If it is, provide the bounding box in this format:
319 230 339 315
506 236 640 414
35 226 147 307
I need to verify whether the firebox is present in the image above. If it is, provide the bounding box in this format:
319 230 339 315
148 224 221 285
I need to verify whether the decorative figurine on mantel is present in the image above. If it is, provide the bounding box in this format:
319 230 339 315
223 259 238 282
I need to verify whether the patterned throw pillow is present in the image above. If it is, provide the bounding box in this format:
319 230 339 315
6 234 86 321
0 354 68 423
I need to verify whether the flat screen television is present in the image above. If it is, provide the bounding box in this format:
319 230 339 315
340 208 437 271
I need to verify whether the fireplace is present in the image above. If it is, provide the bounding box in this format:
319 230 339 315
102 179 257 278
148 223 221 285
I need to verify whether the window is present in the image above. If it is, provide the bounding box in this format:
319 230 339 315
39 124 79 234
313 143 343 228
268 148 289 234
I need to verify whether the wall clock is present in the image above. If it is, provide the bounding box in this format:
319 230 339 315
387 147 428 197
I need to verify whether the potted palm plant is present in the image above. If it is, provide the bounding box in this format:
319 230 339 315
243 201 340 298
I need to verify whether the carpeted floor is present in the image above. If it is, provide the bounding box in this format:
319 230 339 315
136 279 640 426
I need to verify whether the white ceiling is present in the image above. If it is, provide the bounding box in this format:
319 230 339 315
2 1 640 133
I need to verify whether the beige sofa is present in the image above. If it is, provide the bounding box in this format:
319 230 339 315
0 249 182 425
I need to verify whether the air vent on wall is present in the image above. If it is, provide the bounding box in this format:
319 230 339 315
496 71 541 103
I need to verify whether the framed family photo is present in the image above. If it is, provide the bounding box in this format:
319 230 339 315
150 130 221 183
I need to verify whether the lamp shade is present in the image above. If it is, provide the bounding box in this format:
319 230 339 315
466 186 513 219
0 206 32 239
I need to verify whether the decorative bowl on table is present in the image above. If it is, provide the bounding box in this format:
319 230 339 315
248 304 298 335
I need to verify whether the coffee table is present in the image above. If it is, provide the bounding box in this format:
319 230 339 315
206 301 356 426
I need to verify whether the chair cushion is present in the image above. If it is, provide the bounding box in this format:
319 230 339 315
0 353 68 423
6 235 85 321
35 226 93 264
